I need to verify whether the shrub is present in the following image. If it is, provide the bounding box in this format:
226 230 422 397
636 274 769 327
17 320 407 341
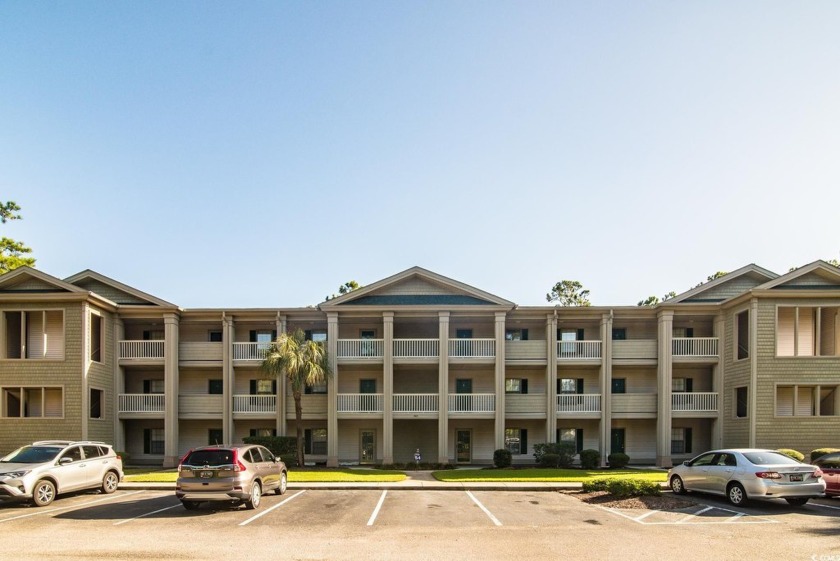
533 443 576 467
539 453 560 468
582 478 610 492
605 478 661 498
579 449 600 470
608 452 629 468
493 448 512 468
811 448 840 463
116 451 130 464
776 449 804 462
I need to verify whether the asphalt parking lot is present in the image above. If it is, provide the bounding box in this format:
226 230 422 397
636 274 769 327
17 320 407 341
1 489 838 561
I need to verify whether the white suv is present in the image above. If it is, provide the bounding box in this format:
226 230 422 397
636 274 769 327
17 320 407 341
0 440 124 506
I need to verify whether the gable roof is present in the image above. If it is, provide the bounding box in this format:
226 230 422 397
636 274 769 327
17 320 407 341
320 267 515 309
64 269 177 307
0 266 89 294
753 260 840 291
667 264 779 304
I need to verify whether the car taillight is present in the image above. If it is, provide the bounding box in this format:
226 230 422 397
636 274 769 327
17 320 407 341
232 450 247 472
177 450 193 473
813 469 823 478
755 471 782 479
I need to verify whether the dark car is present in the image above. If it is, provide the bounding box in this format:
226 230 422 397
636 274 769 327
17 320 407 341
813 452 840 497
175 444 287 510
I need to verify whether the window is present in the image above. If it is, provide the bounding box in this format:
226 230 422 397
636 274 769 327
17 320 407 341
558 428 584 453
143 428 165 455
208 379 223 395
304 382 327 394
505 428 527 455
673 327 694 338
142 329 164 340
360 330 376 338
735 387 748 418
304 330 327 342
208 428 223 445
90 388 103 419
90 313 103 362
2 387 63 417
558 328 584 354
776 385 837 417
3 310 65 360
505 329 529 341
250 379 276 395
143 380 165 394
455 329 473 339
208 330 223 342
671 427 692 454
736 310 749 360
611 378 626 394
672 378 693 392
249 428 276 437
612 328 626 340
558 378 584 394
505 379 528 394
305 428 327 455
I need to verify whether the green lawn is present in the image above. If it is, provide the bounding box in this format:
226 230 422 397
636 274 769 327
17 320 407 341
123 468 406 483
431 468 667 483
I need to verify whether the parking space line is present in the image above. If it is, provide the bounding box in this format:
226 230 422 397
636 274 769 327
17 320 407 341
367 491 387 526
465 491 502 527
0 491 143 524
676 506 713 523
114 503 182 525
813 503 840 511
724 513 746 523
633 510 659 522
238 490 306 527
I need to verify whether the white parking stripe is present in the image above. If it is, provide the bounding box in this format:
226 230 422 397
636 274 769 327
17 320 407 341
238 490 306 527
724 513 746 523
813 502 840 511
676 506 713 523
367 490 387 526
0 491 143 524
113 503 182 525
465 491 502 527
633 510 660 521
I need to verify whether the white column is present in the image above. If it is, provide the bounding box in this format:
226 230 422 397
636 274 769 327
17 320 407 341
81 304 90 440
656 310 673 468
494 312 507 451
600 312 613 468
276 315 287 436
383 312 394 464
326 312 339 467
546 313 558 444
222 314 234 444
712 313 725 449
113 318 125 453
163 313 180 467
438 312 450 464
749 298 759 448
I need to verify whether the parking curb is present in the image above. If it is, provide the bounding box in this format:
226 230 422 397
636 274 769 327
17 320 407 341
119 481 584 492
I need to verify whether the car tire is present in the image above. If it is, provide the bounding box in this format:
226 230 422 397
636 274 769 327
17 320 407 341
181 500 200 511
275 472 287 495
101 471 120 494
245 481 261 510
32 479 56 507
727 482 748 506
670 475 686 495
785 498 809 506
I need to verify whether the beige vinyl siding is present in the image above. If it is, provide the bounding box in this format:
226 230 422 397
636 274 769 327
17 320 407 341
557 419 601 451
393 322 438 338
612 368 657 392
782 271 839 287
337 420 380 463
285 394 327 418
394 368 438 393
179 420 222 453
179 369 216 393
556 368 601 393
695 275 766 301
86 307 115 444
338 370 383 394
449 323 494 338
612 419 657 461
337 322 382 338
671 366 714 391
123 369 165 393
722 304 751 447
5 278 58 291
506 420 546 461
178 323 223 343
448 369 495 393
393 419 437 462
72 279 149 305
379 278 451 296
448 419 495 463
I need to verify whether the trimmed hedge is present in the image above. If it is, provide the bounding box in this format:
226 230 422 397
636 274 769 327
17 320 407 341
533 443 576 467
776 449 804 462
811 448 840 463
582 478 660 498
579 449 600 470
539 453 561 468
608 452 630 468
494 448 513 468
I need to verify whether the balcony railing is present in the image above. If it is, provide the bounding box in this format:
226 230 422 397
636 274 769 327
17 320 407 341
118 393 164 413
448 393 495 413
556 340 601 360
337 339 384 359
449 338 495 358
672 337 719 357
233 394 277 413
672 392 718 412
337 393 383 413
393 393 439 413
393 339 439 359
233 342 270 361
119 340 164 360
556 394 601 413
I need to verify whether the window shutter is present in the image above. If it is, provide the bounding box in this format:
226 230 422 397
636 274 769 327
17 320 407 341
520 430 528 455
271 330 277 340
576 329 585 341
557 379 562 394
249 330 257 343
142 330 151 341
521 329 529 341
686 327 694 338
143 380 151 394
576 429 584 453
304 429 312 455
686 378 694 392
685 428 693 454
521 379 528 394
304 330 312 341
249 380 257 395
272 380 277 394
143 429 151 454
576 379 584 394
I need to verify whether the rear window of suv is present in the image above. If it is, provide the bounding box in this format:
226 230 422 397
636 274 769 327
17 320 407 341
183 449 235 466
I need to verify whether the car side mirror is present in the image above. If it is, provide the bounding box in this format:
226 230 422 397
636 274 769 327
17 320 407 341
59 457 73 465
683 461 691 467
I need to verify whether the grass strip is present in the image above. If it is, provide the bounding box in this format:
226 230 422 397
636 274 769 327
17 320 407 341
431 468 667 483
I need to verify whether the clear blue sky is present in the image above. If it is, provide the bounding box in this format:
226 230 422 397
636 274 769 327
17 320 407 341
2 1 839 308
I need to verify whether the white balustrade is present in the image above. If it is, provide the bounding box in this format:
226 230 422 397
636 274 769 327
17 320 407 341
393 339 439 358
448 338 495 358
119 340 164 359
672 392 718 412
556 340 602 360
233 342 270 361
556 394 601 413
233 394 276 413
393 394 439 413
672 337 719 357
448 393 495 413
118 393 165 413
337 339 384 359
337 393 383 413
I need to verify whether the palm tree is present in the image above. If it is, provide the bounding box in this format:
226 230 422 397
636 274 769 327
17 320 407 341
260 328 332 467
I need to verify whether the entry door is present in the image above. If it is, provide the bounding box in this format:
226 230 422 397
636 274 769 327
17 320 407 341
456 430 471 463
610 428 625 454
360 430 376 464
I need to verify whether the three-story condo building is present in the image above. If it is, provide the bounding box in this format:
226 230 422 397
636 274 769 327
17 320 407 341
1 263 838 467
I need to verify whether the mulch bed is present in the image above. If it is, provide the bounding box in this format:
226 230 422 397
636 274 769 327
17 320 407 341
568 490 697 510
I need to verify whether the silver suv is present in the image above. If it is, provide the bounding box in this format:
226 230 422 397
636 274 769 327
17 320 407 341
0 440 124 507
175 444 287 510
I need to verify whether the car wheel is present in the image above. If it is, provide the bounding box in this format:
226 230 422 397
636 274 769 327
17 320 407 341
181 500 200 511
33 479 56 507
727 482 748 506
785 498 809 506
245 481 262 510
275 472 287 495
101 471 119 494
670 475 686 495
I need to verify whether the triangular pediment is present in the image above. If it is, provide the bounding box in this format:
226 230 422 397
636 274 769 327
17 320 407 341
755 261 840 291
321 267 514 308
668 264 779 304
64 270 176 307
0 267 87 294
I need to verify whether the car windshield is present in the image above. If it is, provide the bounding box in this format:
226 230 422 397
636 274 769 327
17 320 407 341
1 446 62 464
183 449 234 466
743 451 802 466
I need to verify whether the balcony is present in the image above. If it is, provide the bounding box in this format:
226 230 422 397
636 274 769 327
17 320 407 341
612 339 657 362
118 393 164 415
233 394 277 415
337 393 383 414
672 337 719 359
448 394 495 414
449 338 495 360
285 394 328 418
179 394 223 418
393 339 439 360
337 339 384 360
556 341 601 361
179 342 223 362
611 393 657 417
672 392 718 416
556 394 601 415
119 340 164 361
233 342 269 361
393 393 439 414
505 340 547 362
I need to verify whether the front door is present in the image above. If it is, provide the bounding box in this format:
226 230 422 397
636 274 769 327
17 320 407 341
360 430 376 464
610 428 625 454
456 430 471 463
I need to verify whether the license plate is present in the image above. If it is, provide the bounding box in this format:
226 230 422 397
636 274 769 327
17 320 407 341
200 471 213 479
789 474 803 482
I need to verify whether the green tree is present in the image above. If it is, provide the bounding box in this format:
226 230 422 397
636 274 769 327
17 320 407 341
260 329 333 467
693 271 727 289
325 280 362 301
637 291 677 307
546 280 591 306
0 201 35 274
